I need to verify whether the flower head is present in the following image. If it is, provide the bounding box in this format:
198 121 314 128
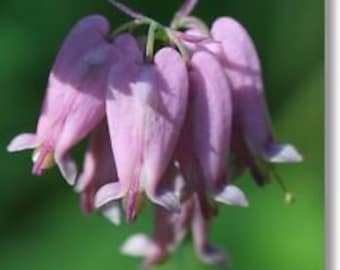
7 1 304 268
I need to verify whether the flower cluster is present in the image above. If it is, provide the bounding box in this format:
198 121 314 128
7 0 303 268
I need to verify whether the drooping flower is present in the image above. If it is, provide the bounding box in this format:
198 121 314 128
177 17 303 185
210 17 303 182
174 49 248 206
7 15 116 185
7 0 305 267
75 119 121 225
95 34 189 221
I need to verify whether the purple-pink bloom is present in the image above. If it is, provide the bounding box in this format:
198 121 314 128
7 15 116 185
6 1 305 267
178 17 303 185
210 17 303 173
75 119 120 225
175 49 248 206
95 34 189 221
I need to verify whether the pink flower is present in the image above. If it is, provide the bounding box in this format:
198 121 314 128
95 34 189 221
178 17 303 185
210 17 303 170
7 15 116 185
174 49 249 206
75 120 120 225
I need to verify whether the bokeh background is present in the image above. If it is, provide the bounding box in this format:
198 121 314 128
0 0 324 269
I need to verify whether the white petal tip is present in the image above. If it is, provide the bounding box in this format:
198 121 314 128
266 144 303 163
74 173 86 193
56 157 77 185
7 133 37 152
156 192 181 213
94 182 125 208
121 234 156 257
214 185 249 207
101 202 121 226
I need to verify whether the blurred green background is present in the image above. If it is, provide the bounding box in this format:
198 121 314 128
0 0 324 269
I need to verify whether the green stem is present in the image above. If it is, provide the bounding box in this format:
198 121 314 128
167 29 190 64
271 166 295 204
111 18 150 37
146 22 158 62
171 16 209 34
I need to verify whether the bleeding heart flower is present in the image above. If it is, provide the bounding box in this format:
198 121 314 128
95 34 189 221
7 15 116 185
210 17 303 180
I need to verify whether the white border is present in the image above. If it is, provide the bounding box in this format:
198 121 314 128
327 0 339 269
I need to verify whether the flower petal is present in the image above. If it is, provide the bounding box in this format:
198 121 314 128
121 234 158 257
265 143 303 163
189 51 232 192
101 201 121 226
7 133 37 152
145 189 181 213
55 155 77 185
94 182 126 208
214 185 249 207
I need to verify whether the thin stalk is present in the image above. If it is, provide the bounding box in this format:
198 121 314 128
175 0 199 18
167 29 190 64
271 166 295 204
146 22 158 62
108 0 144 20
111 18 150 37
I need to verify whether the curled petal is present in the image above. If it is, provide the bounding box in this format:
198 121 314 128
94 182 126 208
214 185 249 207
7 133 37 152
55 155 77 185
265 143 303 163
121 234 158 258
101 201 121 226
145 189 181 213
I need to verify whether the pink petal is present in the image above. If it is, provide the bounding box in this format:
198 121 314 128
189 51 232 193
55 154 77 185
94 182 126 208
106 44 188 217
142 48 188 209
7 133 37 152
211 17 271 154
